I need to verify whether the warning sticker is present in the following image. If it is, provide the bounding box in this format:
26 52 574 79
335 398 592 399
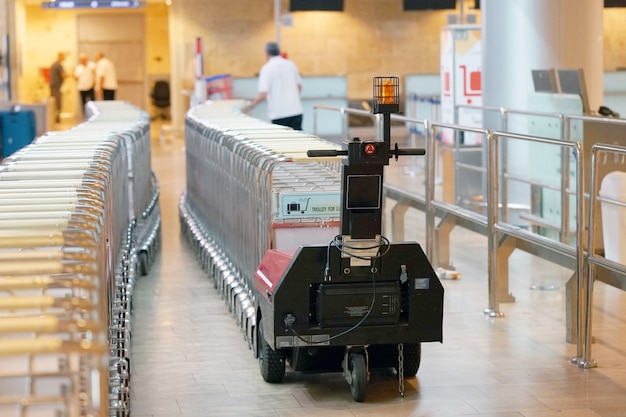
279 192 341 219
414 278 430 290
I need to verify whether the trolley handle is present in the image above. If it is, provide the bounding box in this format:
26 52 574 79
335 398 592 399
389 144 426 160
307 149 348 158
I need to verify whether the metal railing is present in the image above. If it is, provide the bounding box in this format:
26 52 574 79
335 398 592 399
312 102 626 368
456 104 570 240
488 132 584 324
580 143 626 368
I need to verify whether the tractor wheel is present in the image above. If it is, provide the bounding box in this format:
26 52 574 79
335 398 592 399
394 342 421 377
258 319 285 383
348 352 367 402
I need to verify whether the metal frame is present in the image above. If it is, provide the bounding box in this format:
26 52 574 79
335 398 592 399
0 101 161 417
580 143 626 368
312 102 626 368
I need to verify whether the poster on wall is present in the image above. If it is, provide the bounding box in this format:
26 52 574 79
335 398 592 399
440 26 482 145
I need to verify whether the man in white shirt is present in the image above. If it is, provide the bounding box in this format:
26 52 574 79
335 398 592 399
74 53 96 116
95 52 118 100
247 42 303 130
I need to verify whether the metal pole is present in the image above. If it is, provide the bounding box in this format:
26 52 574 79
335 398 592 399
579 145 598 368
424 120 434 261
274 0 281 45
559 115 570 244
340 108 347 141
383 113 391 144
486 130 503 317
375 114 383 141
500 108 509 223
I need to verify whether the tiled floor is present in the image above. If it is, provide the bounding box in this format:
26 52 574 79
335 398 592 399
129 124 626 417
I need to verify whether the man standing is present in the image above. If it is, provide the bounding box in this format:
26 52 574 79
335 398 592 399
49 52 67 123
74 53 96 116
95 52 118 100
247 42 303 130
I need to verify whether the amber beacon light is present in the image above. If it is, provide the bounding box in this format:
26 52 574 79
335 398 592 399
372 76 399 114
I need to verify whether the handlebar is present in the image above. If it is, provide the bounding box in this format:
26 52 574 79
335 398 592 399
307 145 426 159
307 150 348 157
393 147 426 156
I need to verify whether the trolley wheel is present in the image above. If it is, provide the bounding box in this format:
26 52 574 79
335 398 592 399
258 319 285 383
348 353 367 402
394 342 421 378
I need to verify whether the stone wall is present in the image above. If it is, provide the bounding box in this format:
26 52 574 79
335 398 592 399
10 1 626 108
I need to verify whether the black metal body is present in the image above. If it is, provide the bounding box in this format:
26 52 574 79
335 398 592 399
257 241 443 371
256 82 442 379
256 138 443 374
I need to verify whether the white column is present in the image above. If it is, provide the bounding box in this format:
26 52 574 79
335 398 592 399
168 0 185 130
482 0 603 112
274 0 281 45
0 0 6 38
1 0 17 101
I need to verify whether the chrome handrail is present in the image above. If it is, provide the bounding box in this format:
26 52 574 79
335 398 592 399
580 143 626 368
312 102 626 370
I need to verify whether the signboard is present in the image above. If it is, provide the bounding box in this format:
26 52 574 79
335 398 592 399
277 192 341 219
440 25 482 145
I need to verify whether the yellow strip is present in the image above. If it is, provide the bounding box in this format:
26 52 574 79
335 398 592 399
0 315 59 333
0 296 55 310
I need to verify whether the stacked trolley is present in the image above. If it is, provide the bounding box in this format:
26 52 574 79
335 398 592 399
180 93 443 402
0 101 161 417
181 100 342 343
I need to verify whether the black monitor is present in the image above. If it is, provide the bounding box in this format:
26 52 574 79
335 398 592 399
403 0 456 10
290 0 344 11
557 69 590 114
605 0 626 7
346 175 381 210
531 69 559 93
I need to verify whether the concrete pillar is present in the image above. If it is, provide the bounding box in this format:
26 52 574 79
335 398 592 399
168 0 186 130
0 0 6 37
0 0 17 101
0 0 6 100
482 0 603 112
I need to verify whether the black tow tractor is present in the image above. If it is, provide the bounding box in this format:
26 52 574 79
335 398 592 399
253 77 443 401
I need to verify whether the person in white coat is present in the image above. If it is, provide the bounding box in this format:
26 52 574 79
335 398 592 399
95 52 118 100
74 53 96 116
246 42 303 130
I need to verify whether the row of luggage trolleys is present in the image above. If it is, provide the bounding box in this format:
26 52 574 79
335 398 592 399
180 100 342 358
0 101 161 417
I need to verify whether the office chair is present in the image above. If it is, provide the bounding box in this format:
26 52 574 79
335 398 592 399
150 80 171 120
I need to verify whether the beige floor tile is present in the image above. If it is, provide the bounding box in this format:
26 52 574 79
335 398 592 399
129 121 626 416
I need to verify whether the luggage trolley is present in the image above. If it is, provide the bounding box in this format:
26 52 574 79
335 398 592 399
0 173 111 417
0 101 160 417
253 77 444 401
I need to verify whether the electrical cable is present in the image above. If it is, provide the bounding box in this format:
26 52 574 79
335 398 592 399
290 235 391 345
289 269 376 344
331 234 391 261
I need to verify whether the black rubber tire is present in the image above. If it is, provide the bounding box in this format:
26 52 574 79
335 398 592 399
258 319 285 383
349 353 367 402
394 342 421 378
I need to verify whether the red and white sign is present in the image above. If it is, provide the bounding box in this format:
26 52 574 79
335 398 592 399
440 26 482 145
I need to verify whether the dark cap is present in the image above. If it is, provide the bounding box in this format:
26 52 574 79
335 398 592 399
265 42 280 56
